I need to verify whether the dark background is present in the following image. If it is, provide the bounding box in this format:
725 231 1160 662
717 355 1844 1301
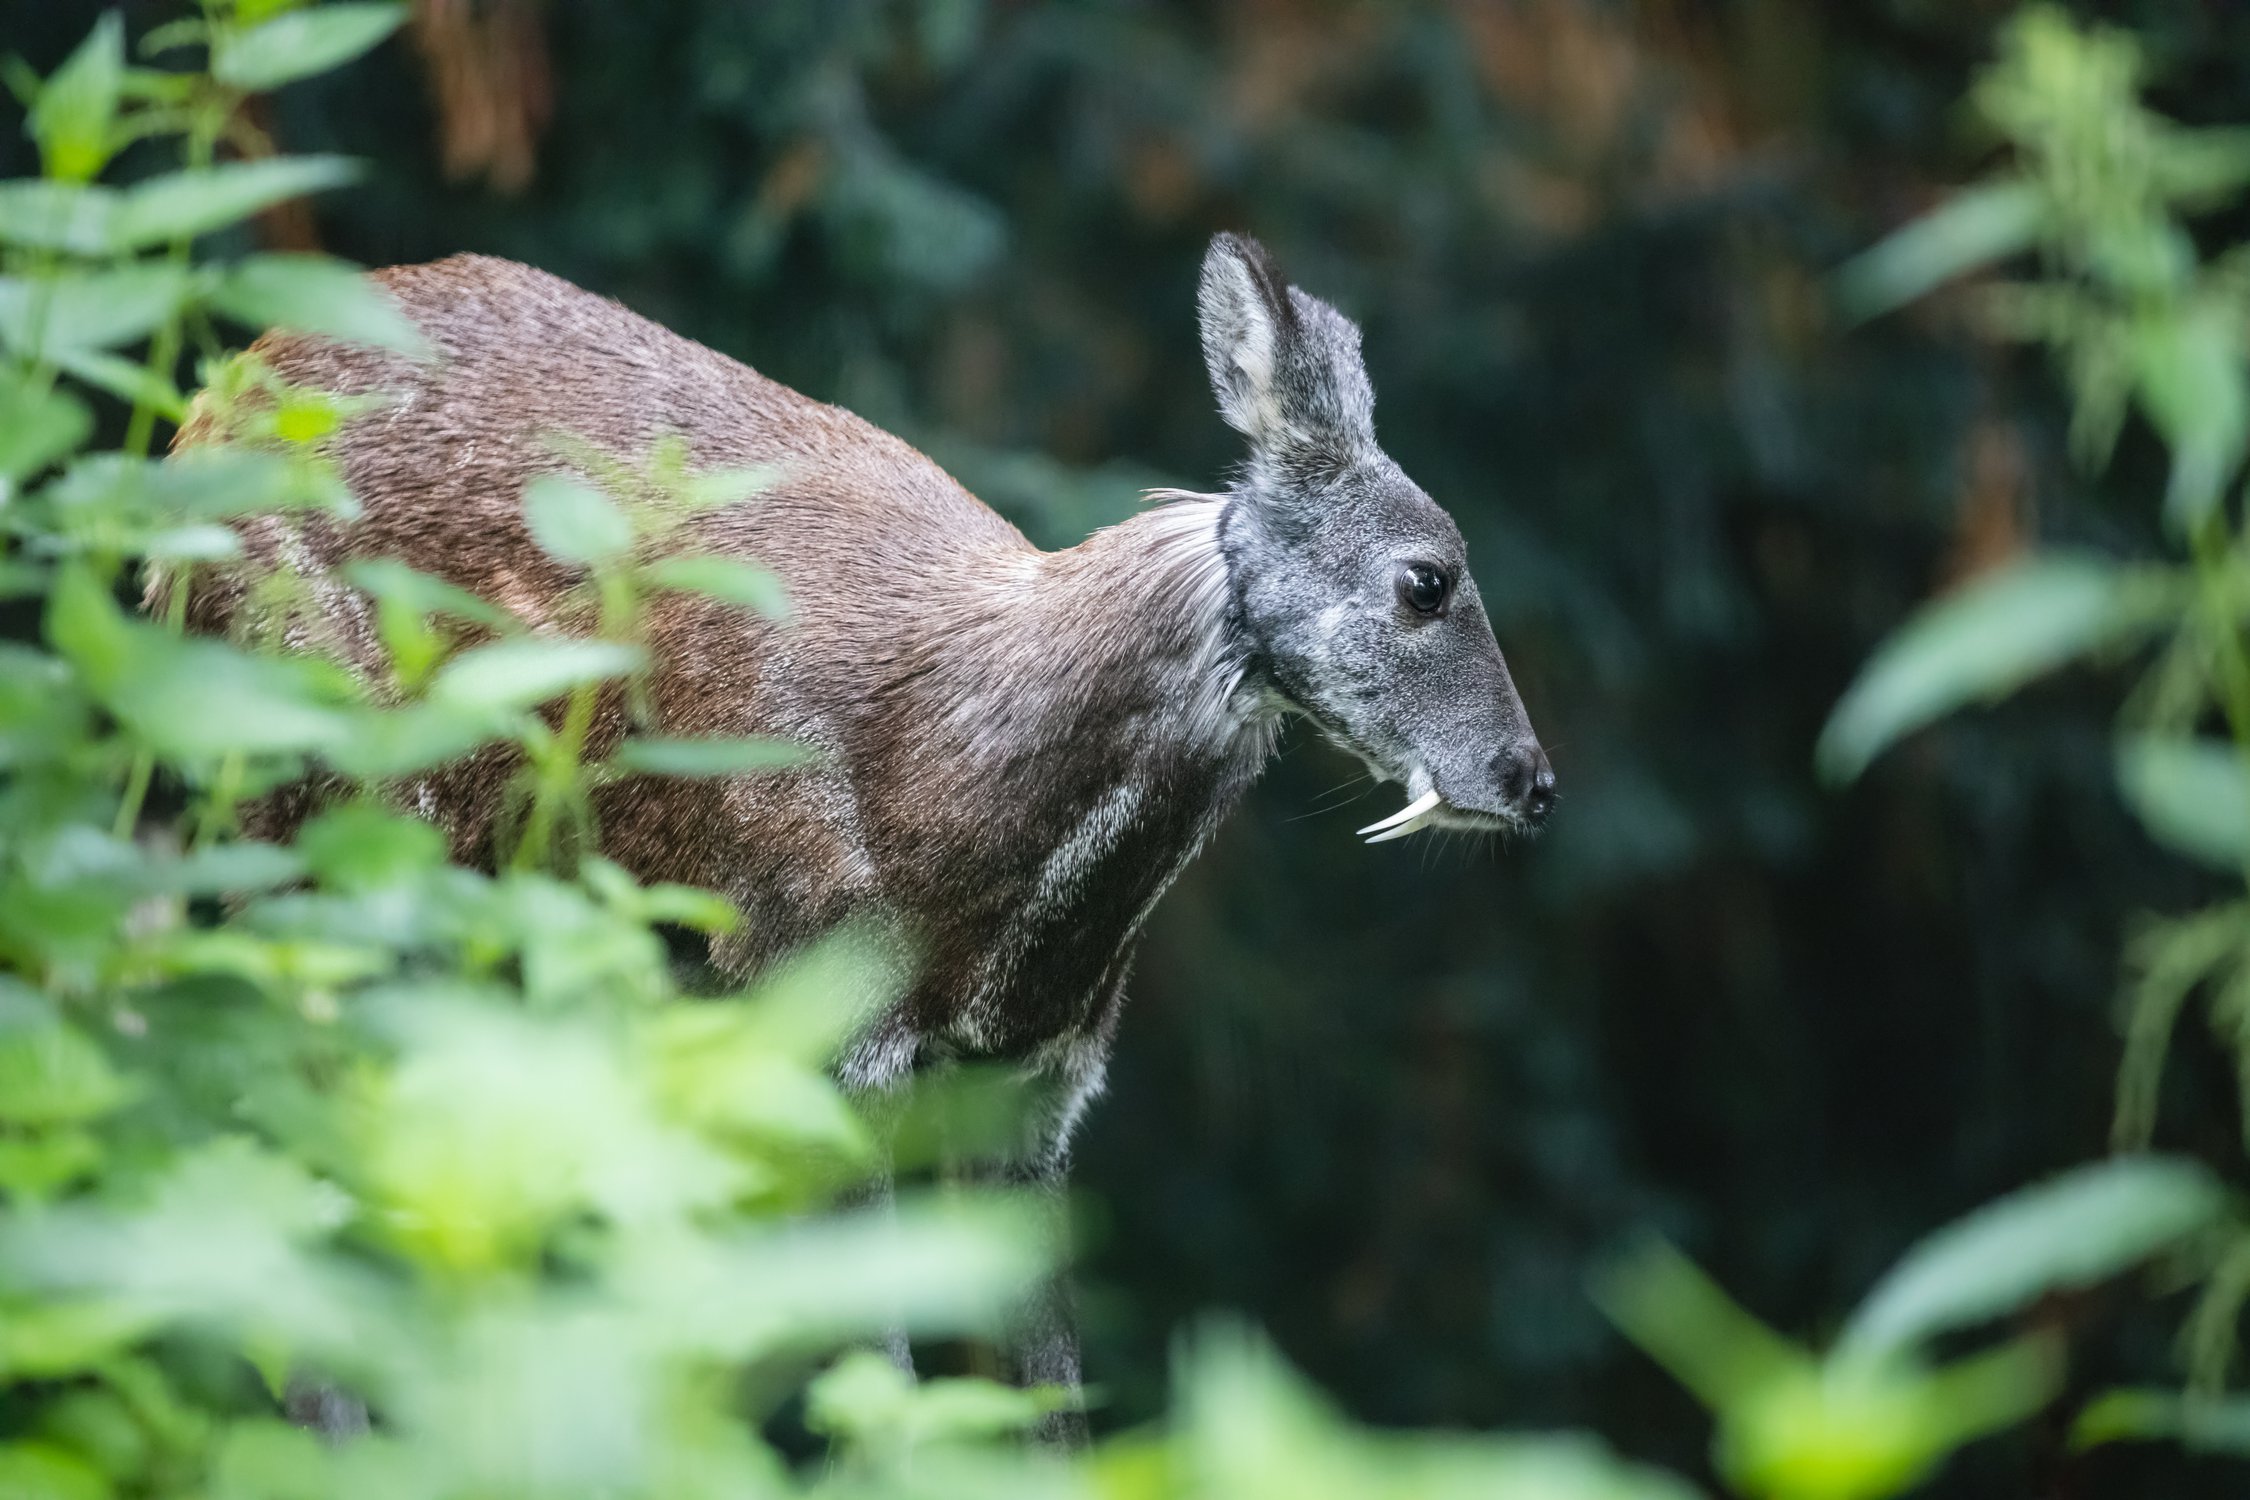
12 0 2250 1492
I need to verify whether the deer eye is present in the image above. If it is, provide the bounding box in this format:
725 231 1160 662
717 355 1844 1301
1397 562 1449 616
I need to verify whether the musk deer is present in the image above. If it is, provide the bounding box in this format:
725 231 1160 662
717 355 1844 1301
171 233 1552 1440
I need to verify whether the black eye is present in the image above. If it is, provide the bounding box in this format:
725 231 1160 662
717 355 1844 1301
1397 562 1450 616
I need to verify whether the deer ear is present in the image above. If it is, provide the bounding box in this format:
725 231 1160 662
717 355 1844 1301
1197 233 1375 455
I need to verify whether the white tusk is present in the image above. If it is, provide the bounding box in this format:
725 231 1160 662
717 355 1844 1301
1357 789 1442 839
1364 809 1438 843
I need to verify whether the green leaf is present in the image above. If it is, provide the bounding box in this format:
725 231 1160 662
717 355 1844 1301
643 553 790 617
118 638 356 761
524 475 634 566
2074 1388 2250 1454
1841 1156 2230 1358
2135 307 2250 528
341 558 515 630
0 1131 101 1199
0 181 122 254
44 560 136 696
0 377 92 483
1836 180 2049 321
53 347 187 423
0 1442 110 1500
807 1351 1061 1447
136 841 304 897
297 802 447 892
31 13 125 183
1817 555 2160 782
213 3 406 91
430 637 642 712
0 264 192 357
611 736 809 777
319 701 501 778
1589 1236 1806 1411
2117 737 2250 871
207 254 427 355
111 156 360 250
0 1300 158 1381
0 1022 131 1127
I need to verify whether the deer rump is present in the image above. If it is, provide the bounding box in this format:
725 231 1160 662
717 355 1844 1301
173 255 1265 1107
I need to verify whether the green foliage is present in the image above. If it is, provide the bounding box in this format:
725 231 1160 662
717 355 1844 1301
1815 555 2167 781
0 8 1687 1500
1794 6 2250 1492
1599 1156 2240 1497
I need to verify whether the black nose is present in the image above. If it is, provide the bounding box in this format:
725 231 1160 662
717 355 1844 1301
1497 744 1557 826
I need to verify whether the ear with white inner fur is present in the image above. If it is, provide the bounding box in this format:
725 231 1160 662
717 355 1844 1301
1196 233 1376 456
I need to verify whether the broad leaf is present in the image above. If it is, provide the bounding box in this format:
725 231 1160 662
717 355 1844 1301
214 3 406 92
111 156 359 250
30 13 124 183
612 736 808 777
2075 1388 2250 1454
1817 554 2159 782
208 253 426 355
524 474 633 566
0 264 192 357
430 637 642 711
0 181 121 255
2117 736 2250 871
643 553 789 617
0 378 91 483
52 347 186 422
1836 180 2049 321
342 559 515 629
2135 305 2250 528
1840 1156 2229 1357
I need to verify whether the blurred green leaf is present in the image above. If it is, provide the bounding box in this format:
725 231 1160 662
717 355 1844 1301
111 156 360 250
429 637 642 712
0 1441 110 1500
0 265 192 357
213 4 406 92
296 802 447 893
0 181 120 255
0 1020 131 1127
208 1420 337 1500
2117 736 2250 870
619 1195 1051 1359
207 254 427 356
1836 181 2048 321
30 12 125 183
320 701 501 778
525 474 634 566
2074 1388 2250 1454
1720 1341 2053 1500
642 554 790 617
1590 1236 1806 1411
0 1130 102 1199
2134 307 2249 527
1817 554 2161 782
0 1300 155 1382
135 841 304 897
0 377 92 483
52 348 186 424
1841 1156 2229 1357
612 736 810 778
808 1351 1061 1450
341 559 515 631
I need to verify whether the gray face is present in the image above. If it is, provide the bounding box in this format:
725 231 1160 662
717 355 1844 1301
1199 234 1553 839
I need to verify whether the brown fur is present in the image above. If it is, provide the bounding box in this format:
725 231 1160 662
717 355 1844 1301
174 256 1266 1104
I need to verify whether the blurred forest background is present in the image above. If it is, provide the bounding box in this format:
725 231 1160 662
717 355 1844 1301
8 0 2250 1492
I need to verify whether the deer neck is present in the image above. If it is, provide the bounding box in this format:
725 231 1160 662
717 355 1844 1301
930 494 1273 777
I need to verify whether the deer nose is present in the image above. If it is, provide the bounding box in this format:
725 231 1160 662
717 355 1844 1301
1496 744 1556 826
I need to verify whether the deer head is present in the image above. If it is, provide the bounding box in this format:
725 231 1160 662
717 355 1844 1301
1198 233 1553 842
